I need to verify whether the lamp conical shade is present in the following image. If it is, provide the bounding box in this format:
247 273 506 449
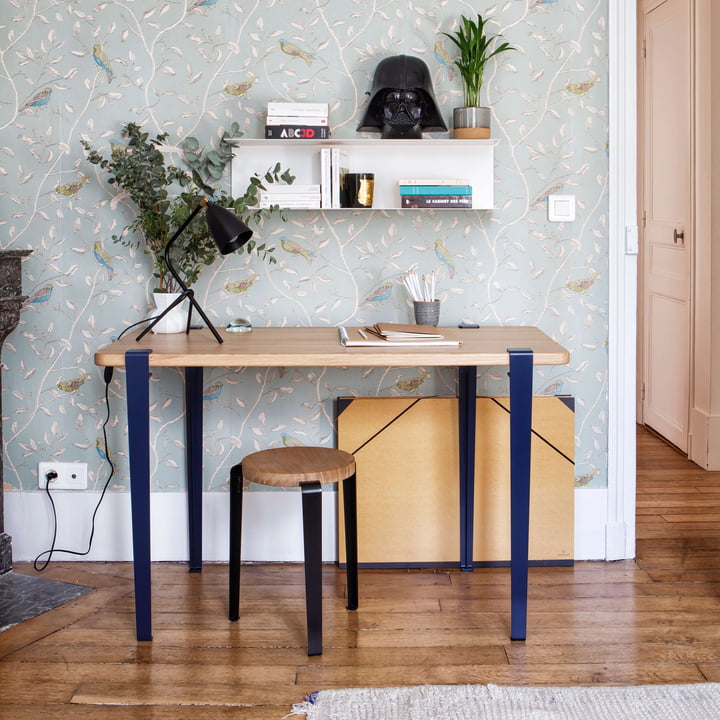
206 203 253 255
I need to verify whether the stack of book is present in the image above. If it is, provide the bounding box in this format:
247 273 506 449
258 184 321 209
399 178 473 209
265 102 330 140
338 323 460 347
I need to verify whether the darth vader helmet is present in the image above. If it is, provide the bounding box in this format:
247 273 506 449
357 55 448 139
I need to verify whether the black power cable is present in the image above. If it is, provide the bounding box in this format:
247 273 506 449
33 366 117 571
32 315 162 571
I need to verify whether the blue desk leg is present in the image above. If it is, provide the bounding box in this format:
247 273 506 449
125 349 152 642
458 366 477 572
508 348 533 641
185 367 203 573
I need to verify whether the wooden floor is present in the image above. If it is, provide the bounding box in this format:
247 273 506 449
1 426 719 718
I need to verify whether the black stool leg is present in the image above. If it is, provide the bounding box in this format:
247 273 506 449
228 463 243 622
301 482 323 656
343 473 359 611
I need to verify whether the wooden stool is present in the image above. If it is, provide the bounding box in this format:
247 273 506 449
228 446 358 656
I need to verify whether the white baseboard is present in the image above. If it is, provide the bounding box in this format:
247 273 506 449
574 488 608 560
689 407 720 470
7 487 611 563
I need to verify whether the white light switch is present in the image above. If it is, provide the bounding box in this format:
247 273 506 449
548 194 576 222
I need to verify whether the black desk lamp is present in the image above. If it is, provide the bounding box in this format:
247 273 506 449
137 197 253 344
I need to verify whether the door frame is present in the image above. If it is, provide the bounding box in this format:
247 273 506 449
607 0 638 560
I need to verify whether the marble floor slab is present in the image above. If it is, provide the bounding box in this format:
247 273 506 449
0 571 91 632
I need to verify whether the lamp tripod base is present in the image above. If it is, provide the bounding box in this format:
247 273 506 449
136 289 223 344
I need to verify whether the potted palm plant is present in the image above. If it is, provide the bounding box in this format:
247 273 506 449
82 121 293 332
442 13 514 139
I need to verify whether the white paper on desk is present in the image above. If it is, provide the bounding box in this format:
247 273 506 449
338 326 460 347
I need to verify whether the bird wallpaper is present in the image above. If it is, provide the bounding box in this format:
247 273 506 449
0 1 608 526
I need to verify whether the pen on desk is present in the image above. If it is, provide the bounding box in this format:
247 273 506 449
358 328 368 339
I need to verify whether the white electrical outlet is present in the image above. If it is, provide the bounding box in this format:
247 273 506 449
38 461 88 490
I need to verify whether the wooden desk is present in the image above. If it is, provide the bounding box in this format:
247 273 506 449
95 326 569 642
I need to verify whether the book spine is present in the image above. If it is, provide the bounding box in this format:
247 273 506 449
330 148 349 209
258 200 321 209
259 192 321 202
400 195 473 208
320 148 331 208
266 102 329 117
259 184 321 194
400 185 472 195
264 125 330 139
398 177 471 186
266 115 328 126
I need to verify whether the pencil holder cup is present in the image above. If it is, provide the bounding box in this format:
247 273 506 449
413 300 440 326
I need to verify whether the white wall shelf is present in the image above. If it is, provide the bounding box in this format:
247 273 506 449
229 138 497 210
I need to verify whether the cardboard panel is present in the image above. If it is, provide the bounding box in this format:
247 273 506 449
337 396 574 566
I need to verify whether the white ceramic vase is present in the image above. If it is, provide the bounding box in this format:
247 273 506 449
151 292 187 334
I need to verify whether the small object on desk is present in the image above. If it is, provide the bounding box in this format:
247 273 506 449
369 323 443 339
400 270 441 325
226 318 253 333
458 321 480 329
413 300 440 326
338 325 460 347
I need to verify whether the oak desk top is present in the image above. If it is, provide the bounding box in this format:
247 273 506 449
94 326 569 369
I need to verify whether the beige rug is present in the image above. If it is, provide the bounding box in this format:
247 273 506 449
290 683 720 719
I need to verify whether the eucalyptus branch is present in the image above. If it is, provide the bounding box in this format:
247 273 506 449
82 122 294 292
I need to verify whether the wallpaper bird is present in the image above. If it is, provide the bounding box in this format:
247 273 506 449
362 281 393 306
93 241 115 279
20 87 51 112
203 381 223 402
433 41 456 79
280 237 315 262
575 468 599 487
225 276 257 294
57 373 90 393
396 369 430 393
539 378 564 396
533 183 564 206
434 239 456 279
55 176 88 197
189 0 217 11
566 273 599 293
280 40 314 65
566 75 599 95
28 284 53 304
224 79 256 96
96 437 115 469
92 44 114 83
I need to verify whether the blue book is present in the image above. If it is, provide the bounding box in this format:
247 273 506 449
399 185 472 195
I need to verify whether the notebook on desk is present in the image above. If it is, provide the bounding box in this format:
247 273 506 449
338 325 461 347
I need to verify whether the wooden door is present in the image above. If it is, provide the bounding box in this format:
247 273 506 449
641 0 692 451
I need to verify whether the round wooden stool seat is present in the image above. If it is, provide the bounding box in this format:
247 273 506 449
241 446 355 487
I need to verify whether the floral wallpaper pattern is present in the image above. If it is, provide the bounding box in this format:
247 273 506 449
0 0 608 495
